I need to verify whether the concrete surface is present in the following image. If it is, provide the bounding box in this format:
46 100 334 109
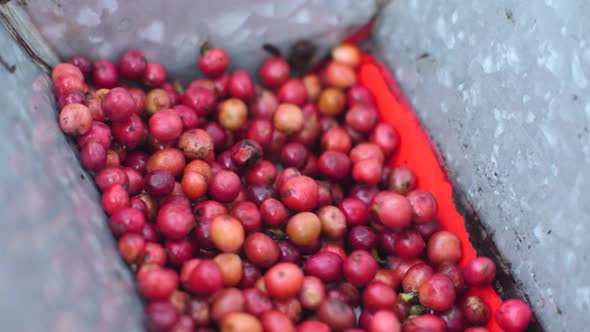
375 1 590 331
2 0 375 79
0 26 143 332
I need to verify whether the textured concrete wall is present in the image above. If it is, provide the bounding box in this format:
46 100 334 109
375 1 590 331
2 0 375 79
0 26 144 332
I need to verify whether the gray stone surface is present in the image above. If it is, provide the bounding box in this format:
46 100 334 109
0 26 143 332
3 0 375 79
375 1 590 331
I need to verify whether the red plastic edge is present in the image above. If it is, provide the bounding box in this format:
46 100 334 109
357 54 503 331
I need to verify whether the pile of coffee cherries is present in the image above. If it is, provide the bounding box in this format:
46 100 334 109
51 42 532 332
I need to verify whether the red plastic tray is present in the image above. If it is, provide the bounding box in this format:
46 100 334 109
346 24 502 331
357 55 502 331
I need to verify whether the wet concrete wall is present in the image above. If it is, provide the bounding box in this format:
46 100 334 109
375 1 590 331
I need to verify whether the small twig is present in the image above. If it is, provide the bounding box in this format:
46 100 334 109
399 292 418 303
409 304 428 315
199 37 210 56
262 43 282 57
